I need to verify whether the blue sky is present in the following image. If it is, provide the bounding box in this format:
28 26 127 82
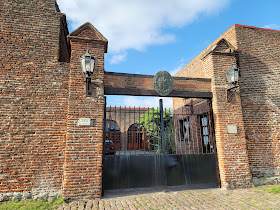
57 0 280 108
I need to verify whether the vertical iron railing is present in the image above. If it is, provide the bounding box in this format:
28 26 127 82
104 99 216 156
159 99 165 154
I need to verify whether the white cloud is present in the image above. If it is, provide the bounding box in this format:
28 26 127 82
263 24 280 30
169 58 187 76
57 0 230 64
123 96 173 110
109 52 128 64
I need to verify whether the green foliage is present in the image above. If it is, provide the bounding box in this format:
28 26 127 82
139 108 176 154
267 185 280 194
256 185 280 195
0 197 64 210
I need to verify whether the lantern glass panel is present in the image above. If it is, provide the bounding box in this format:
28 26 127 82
81 51 95 74
85 55 91 72
226 66 239 85
90 57 95 73
81 58 86 74
233 69 239 84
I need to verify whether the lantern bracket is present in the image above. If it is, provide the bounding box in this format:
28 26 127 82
227 85 239 102
86 75 92 97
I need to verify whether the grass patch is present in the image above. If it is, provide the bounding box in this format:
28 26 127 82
267 186 280 194
256 185 280 195
0 197 64 210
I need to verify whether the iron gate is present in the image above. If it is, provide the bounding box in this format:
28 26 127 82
102 98 219 190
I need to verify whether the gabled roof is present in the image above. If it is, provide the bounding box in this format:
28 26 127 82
70 22 107 42
212 38 235 53
68 22 108 52
202 38 236 59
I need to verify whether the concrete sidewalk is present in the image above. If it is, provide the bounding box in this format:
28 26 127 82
58 185 280 209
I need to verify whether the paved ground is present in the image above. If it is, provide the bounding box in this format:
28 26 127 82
58 185 280 209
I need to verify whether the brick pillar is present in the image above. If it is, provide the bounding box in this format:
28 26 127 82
210 52 251 189
63 23 107 200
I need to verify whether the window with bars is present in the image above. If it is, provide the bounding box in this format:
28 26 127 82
178 117 190 141
199 114 210 153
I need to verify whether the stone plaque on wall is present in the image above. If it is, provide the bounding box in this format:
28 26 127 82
227 124 237 134
77 118 93 126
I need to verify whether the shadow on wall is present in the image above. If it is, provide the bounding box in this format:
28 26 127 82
238 52 280 183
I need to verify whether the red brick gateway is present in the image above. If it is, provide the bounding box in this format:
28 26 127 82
0 0 279 201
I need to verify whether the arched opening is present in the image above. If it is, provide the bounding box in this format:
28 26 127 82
105 120 121 150
127 123 149 150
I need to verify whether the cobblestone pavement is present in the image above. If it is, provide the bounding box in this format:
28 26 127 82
58 186 280 209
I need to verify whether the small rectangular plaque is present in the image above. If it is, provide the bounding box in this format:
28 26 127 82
78 118 92 126
227 124 237 134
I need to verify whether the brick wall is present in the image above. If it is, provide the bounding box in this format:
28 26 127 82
211 52 251 188
0 0 70 200
235 25 280 182
63 22 107 201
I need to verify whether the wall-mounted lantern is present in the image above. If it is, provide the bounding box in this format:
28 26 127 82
81 49 95 96
226 65 239 102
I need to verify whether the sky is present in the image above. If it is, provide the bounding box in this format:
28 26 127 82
57 0 280 109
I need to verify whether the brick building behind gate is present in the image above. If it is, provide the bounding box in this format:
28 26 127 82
105 107 149 151
0 0 279 201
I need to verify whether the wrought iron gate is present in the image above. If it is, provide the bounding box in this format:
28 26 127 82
102 98 219 190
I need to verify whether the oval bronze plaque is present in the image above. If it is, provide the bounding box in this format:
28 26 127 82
153 71 173 96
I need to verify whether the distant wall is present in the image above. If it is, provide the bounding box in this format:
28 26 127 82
106 107 149 151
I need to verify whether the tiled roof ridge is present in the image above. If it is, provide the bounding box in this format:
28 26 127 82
234 24 280 33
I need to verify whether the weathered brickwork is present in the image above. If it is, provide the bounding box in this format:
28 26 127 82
63 22 107 201
174 24 280 188
0 0 70 200
211 53 251 189
235 25 280 182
